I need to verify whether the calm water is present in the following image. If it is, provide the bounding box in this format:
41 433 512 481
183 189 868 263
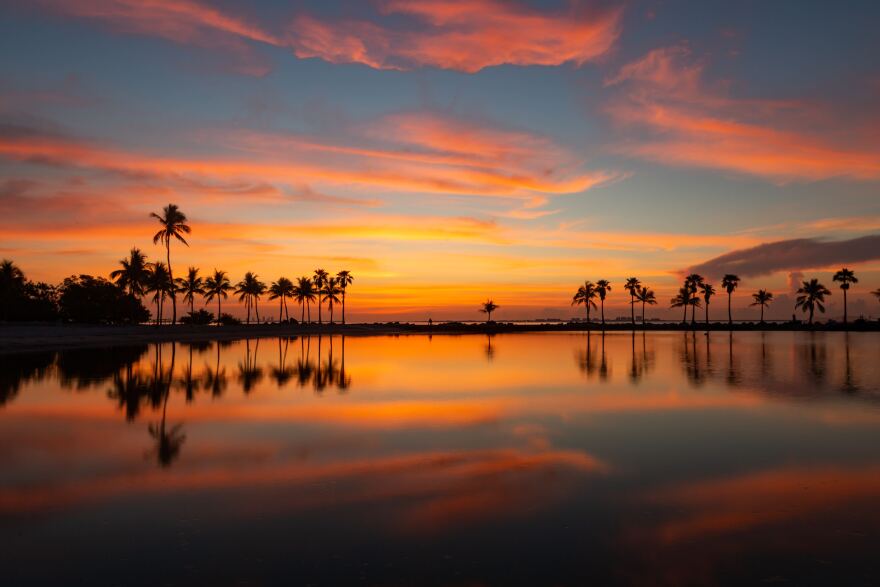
2 332 880 586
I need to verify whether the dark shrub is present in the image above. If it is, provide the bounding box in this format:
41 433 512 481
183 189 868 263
180 309 214 325
218 312 241 325
58 275 150 324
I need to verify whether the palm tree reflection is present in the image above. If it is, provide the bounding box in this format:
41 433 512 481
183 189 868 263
237 338 264 394
147 342 186 468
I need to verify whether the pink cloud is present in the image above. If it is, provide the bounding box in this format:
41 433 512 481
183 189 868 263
289 0 622 73
605 45 880 182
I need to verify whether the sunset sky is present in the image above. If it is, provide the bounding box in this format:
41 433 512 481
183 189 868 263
1 0 879 320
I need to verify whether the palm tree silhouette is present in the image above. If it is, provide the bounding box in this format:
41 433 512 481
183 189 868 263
336 270 354 325
721 274 740 327
110 247 150 297
480 299 499 322
572 282 598 324
202 342 227 397
795 278 832 325
237 339 264 393
633 286 656 323
151 204 190 325
832 268 858 325
623 277 641 326
699 282 715 325
176 266 204 318
596 280 611 327
751 289 774 324
313 269 329 325
322 277 342 323
270 338 294 387
236 272 266 324
685 274 704 325
148 342 185 467
670 285 691 323
0 259 25 321
293 276 317 324
203 269 231 323
269 277 294 322
145 262 173 325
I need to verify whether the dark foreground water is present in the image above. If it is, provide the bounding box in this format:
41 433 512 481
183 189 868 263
2 332 880 586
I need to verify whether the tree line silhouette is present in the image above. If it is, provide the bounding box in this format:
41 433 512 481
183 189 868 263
572 269 873 328
0 204 354 325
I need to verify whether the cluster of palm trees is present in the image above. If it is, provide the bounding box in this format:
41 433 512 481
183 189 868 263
110 204 354 325
572 268 868 326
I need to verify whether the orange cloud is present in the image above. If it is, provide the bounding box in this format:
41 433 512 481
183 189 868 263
605 45 880 182
289 0 622 73
0 113 609 199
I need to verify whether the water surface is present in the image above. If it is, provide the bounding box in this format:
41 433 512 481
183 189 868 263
2 332 880 585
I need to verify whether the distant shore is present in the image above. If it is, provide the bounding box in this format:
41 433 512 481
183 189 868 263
1 320 878 354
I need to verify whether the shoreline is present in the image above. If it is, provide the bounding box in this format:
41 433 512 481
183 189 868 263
1 320 878 354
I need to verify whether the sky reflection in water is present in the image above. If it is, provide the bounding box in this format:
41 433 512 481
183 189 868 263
2 332 880 585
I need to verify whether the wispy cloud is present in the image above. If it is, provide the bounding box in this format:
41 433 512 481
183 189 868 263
605 45 880 182
289 0 622 73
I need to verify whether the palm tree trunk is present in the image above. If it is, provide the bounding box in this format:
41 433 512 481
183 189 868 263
217 297 221 323
342 290 346 325
301 301 305 323
843 288 848 324
809 304 814 324
642 301 646 324
255 299 260 323
630 294 634 325
317 294 323 324
600 300 605 326
166 241 177 326
727 292 732 326
705 303 709 325
760 305 764 323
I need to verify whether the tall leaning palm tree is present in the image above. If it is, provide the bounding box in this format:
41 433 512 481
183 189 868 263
313 268 329 325
832 268 858 325
634 286 657 324
750 289 774 324
151 204 191 325
294 276 317 324
573 282 598 324
699 282 716 326
176 266 204 318
596 280 612 327
795 278 832 325
480 299 499 323
203 269 231 323
624 277 641 326
110 247 150 297
236 272 266 324
721 274 740 327
336 270 353 325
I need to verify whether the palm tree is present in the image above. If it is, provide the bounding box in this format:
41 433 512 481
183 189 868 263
751 289 774 324
0 259 26 321
573 282 598 324
624 277 641 326
145 262 173 325
110 248 150 297
480 299 499 322
311 269 329 325
721 274 740 326
269 277 294 322
322 277 342 324
832 268 858 325
236 272 266 324
685 274 704 325
203 269 232 323
795 278 832 325
596 280 612 327
176 266 204 318
293 276 317 324
633 286 656 324
670 286 691 323
336 270 353 325
151 204 190 325
873 288 880 309
699 282 716 326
